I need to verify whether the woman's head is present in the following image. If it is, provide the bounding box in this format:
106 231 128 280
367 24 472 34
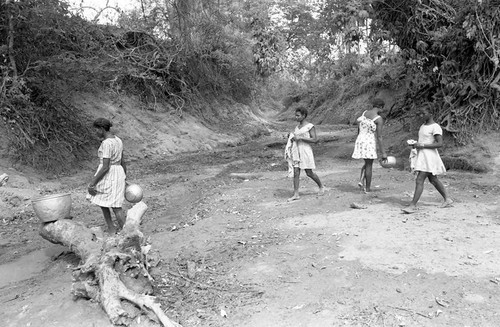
93 118 113 131
295 107 308 121
416 104 433 121
371 98 385 109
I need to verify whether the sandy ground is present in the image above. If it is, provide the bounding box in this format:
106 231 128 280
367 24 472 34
0 123 499 327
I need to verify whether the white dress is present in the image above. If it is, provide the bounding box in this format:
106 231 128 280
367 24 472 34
352 111 380 159
87 136 126 207
414 123 446 175
293 123 316 169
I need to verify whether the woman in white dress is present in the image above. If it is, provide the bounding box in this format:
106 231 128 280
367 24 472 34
87 118 127 234
403 106 453 213
352 98 387 192
288 107 325 201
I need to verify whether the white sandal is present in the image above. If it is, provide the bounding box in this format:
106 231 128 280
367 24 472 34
0 173 9 187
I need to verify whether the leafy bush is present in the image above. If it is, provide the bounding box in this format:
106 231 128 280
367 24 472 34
0 0 100 173
372 0 500 143
0 0 262 172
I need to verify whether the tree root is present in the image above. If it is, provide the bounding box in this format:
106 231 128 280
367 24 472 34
39 202 181 327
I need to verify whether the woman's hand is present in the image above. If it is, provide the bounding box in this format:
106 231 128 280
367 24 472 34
415 142 425 149
407 140 417 148
88 184 97 196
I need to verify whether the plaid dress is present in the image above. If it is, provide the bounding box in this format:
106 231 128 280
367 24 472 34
87 136 126 208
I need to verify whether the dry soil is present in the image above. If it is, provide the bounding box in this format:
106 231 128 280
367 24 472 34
0 120 499 327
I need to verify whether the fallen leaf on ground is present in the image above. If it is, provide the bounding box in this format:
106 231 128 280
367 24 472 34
435 297 450 307
350 202 367 209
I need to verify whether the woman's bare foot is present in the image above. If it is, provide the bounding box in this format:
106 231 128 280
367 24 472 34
107 227 117 235
287 194 300 202
402 205 418 214
318 187 328 195
440 199 454 208
357 182 367 193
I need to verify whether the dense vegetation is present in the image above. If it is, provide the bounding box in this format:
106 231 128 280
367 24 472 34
373 0 500 143
0 0 498 172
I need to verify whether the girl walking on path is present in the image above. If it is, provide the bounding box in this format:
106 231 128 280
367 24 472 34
288 107 325 201
87 118 127 234
352 98 387 192
403 106 453 213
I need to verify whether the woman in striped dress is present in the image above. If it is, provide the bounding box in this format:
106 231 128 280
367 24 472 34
87 118 127 234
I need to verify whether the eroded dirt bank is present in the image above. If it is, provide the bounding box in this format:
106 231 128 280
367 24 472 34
1 124 499 327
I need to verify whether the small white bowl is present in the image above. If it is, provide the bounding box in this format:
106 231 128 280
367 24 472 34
125 184 144 203
380 156 397 168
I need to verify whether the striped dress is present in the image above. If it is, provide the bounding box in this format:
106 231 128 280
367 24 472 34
87 136 126 208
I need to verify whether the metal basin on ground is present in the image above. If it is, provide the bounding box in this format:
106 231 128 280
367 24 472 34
32 193 72 223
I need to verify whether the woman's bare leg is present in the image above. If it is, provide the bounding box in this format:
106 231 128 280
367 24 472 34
408 171 428 208
100 207 116 234
305 169 324 194
112 207 126 229
364 159 374 192
288 167 301 201
428 175 453 207
358 165 366 190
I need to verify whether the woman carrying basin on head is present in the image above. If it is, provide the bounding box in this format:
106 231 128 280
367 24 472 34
87 118 127 234
352 98 388 192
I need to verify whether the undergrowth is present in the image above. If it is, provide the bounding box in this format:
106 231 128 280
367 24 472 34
0 0 258 173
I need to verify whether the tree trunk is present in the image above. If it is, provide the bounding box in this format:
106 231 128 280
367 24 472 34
39 202 182 327
6 0 18 78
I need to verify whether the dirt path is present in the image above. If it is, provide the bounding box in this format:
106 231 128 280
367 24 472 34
1 125 499 327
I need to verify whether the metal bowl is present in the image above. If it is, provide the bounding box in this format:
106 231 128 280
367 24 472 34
125 184 143 203
380 156 397 168
32 193 72 223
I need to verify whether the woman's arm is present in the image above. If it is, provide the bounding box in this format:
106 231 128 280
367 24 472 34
375 118 387 159
121 151 127 176
416 134 443 149
88 158 110 195
296 126 319 144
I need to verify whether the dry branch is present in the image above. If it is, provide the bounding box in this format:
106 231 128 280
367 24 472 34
39 202 181 327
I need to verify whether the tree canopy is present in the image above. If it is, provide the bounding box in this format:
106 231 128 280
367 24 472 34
1 0 499 171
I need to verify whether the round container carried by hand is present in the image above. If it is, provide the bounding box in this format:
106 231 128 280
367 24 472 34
380 156 397 168
32 193 72 223
125 184 143 203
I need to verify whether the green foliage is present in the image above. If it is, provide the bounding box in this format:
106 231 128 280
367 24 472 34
115 0 258 106
0 0 98 173
1 78 94 172
372 0 500 143
274 0 390 82
0 0 268 172
320 0 372 50
251 20 285 78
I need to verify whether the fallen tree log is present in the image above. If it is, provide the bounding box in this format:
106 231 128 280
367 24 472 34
39 201 181 327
